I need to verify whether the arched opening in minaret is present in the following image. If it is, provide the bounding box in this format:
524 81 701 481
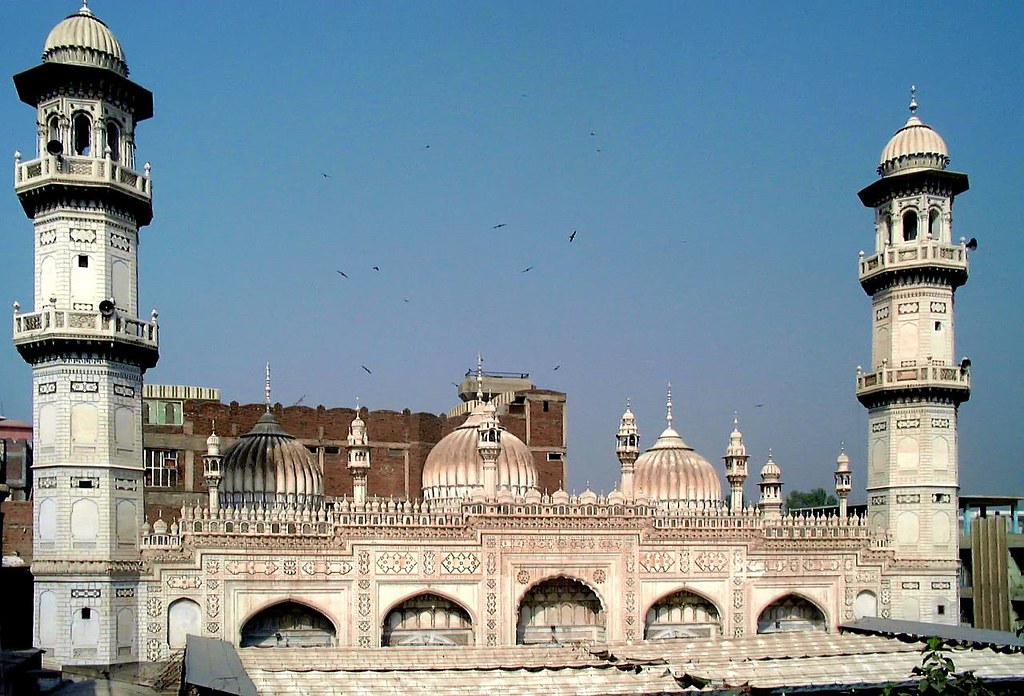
902 210 918 242
756 594 827 633
239 601 336 648
884 214 893 245
644 589 721 640
516 577 605 644
73 113 91 155
381 593 474 646
928 208 941 239
47 114 60 147
106 121 120 161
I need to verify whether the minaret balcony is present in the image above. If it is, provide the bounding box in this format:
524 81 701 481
13 307 159 367
856 363 970 406
14 154 152 224
859 242 968 293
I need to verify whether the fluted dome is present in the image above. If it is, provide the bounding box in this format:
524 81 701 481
219 412 323 508
634 426 723 508
43 5 128 77
878 114 949 177
422 406 538 504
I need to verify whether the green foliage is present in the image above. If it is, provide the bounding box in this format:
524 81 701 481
882 637 1004 695
784 487 838 511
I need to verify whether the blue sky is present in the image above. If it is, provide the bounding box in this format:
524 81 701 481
1 2 1022 500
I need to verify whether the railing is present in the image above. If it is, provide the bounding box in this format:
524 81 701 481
856 364 969 394
13 307 159 350
446 390 520 418
14 153 151 200
859 242 967 281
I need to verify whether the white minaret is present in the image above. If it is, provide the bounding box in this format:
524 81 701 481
723 415 749 511
347 401 371 505
203 424 223 511
615 400 639 501
474 356 501 501
757 450 783 520
857 87 970 625
12 5 157 665
834 445 851 518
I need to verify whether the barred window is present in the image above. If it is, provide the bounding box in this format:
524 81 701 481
144 449 179 488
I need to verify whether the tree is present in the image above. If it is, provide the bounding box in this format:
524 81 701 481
784 487 837 512
882 636 1007 695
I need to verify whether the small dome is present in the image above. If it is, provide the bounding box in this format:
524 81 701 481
835 448 850 473
43 5 129 77
580 488 598 505
551 489 570 505
761 454 781 480
634 426 723 508
878 93 949 177
607 489 625 505
421 406 538 504
219 411 323 508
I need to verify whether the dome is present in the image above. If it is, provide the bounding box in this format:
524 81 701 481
634 426 723 508
43 4 129 77
421 405 538 504
760 454 781 480
219 411 323 508
878 93 949 177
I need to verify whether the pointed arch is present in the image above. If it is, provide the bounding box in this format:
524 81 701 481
239 598 337 648
644 587 723 640
515 575 606 645
381 592 474 646
756 592 827 633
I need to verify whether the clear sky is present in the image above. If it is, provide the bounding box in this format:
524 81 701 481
2 2 1022 501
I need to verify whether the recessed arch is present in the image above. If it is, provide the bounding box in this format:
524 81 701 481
168 598 201 649
381 592 474 646
756 593 827 634
902 209 918 242
72 112 91 155
928 208 941 239
239 599 337 648
644 587 722 640
515 575 605 645
854 591 878 619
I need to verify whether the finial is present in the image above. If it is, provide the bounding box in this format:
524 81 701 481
264 363 272 412
768 447 774 459
733 410 739 427
666 383 673 427
840 441 845 454
476 353 484 403
909 85 918 116
211 420 217 436
355 396 360 413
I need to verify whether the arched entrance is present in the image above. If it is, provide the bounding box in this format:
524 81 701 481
240 601 336 647
381 593 474 646
644 590 721 640
516 577 605 645
756 594 827 634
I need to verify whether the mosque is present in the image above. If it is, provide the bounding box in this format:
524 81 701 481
11 4 974 669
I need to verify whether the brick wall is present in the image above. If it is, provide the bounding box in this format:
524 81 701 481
2 500 34 563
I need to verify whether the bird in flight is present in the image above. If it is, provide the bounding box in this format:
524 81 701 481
336 270 349 278
291 395 306 407
754 404 764 408
322 172 332 178
372 266 380 271
589 132 596 136
361 365 372 375
553 365 560 371
520 266 534 273
493 223 508 229
403 298 410 303
568 230 577 243
425 144 430 149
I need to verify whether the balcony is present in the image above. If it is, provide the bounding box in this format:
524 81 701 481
858 242 968 292
856 363 970 406
13 307 159 368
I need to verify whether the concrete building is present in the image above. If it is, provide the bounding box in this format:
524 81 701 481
10 5 984 672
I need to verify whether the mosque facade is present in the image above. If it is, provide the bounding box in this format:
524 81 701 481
12 6 973 667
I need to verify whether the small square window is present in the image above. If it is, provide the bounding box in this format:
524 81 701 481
77 255 89 268
82 608 91 619
937 604 946 616
543 401 550 412
547 452 563 461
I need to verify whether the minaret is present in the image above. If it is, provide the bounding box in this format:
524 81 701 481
475 356 501 501
203 424 223 511
857 88 969 624
347 401 371 505
12 5 157 665
758 450 783 519
834 445 851 518
615 400 639 501
723 415 749 511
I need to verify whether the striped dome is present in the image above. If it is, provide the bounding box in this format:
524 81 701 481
43 5 129 77
634 427 723 509
422 405 538 504
878 115 949 177
219 412 323 509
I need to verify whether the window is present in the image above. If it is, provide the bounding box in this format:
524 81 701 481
937 604 946 616
81 608 91 619
145 449 179 488
73 113 91 155
902 211 918 242
543 401 550 412
144 400 183 425
106 121 120 161
547 452 563 461
47 115 60 144
928 209 940 239
884 214 893 245
78 254 89 268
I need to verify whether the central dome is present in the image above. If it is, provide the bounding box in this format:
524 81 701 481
422 405 538 504
219 411 323 509
634 427 722 509
878 92 949 177
43 4 129 76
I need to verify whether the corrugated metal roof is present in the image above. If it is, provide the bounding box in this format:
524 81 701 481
841 617 1024 650
184 635 257 696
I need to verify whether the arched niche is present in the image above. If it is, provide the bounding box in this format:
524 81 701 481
71 498 99 542
168 598 201 649
240 601 336 648
114 406 135 452
38 498 57 542
117 607 135 657
116 499 137 546
38 590 57 648
71 606 99 650
896 511 920 545
644 589 721 640
381 593 473 646
111 258 130 310
71 403 98 448
756 594 826 634
516 576 605 645
40 254 57 303
854 591 878 619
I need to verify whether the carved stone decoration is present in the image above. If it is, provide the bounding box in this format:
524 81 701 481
376 551 417 575
70 381 99 393
358 636 371 648
358 594 372 617
487 619 497 630
678 550 690 573
283 560 297 575
115 587 135 598
146 639 162 662
301 560 352 576
207 596 220 619
205 559 220 574
113 384 135 397
442 552 480 575
593 569 606 584
206 579 219 590
358 621 371 633
225 560 278 576
37 382 57 395
166 575 202 589
486 593 497 616
639 551 675 573
147 622 160 634
486 553 496 575
70 228 97 243
486 634 497 646
71 588 101 599
516 569 530 585
733 589 743 609
358 550 371 575
146 598 162 618
110 233 131 251
37 476 57 488
423 551 436 575
358 579 370 590
694 551 728 573
207 623 220 635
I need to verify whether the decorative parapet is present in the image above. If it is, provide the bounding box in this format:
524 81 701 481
14 307 159 348
856 363 969 406
14 154 151 201
858 242 967 291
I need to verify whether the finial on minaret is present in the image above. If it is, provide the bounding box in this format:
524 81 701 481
909 85 918 116
733 410 739 427
666 383 674 427
211 420 217 436
840 441 845 454
626 397 631 410
264 362 272 412
355 396 360 413
476 353 484 403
